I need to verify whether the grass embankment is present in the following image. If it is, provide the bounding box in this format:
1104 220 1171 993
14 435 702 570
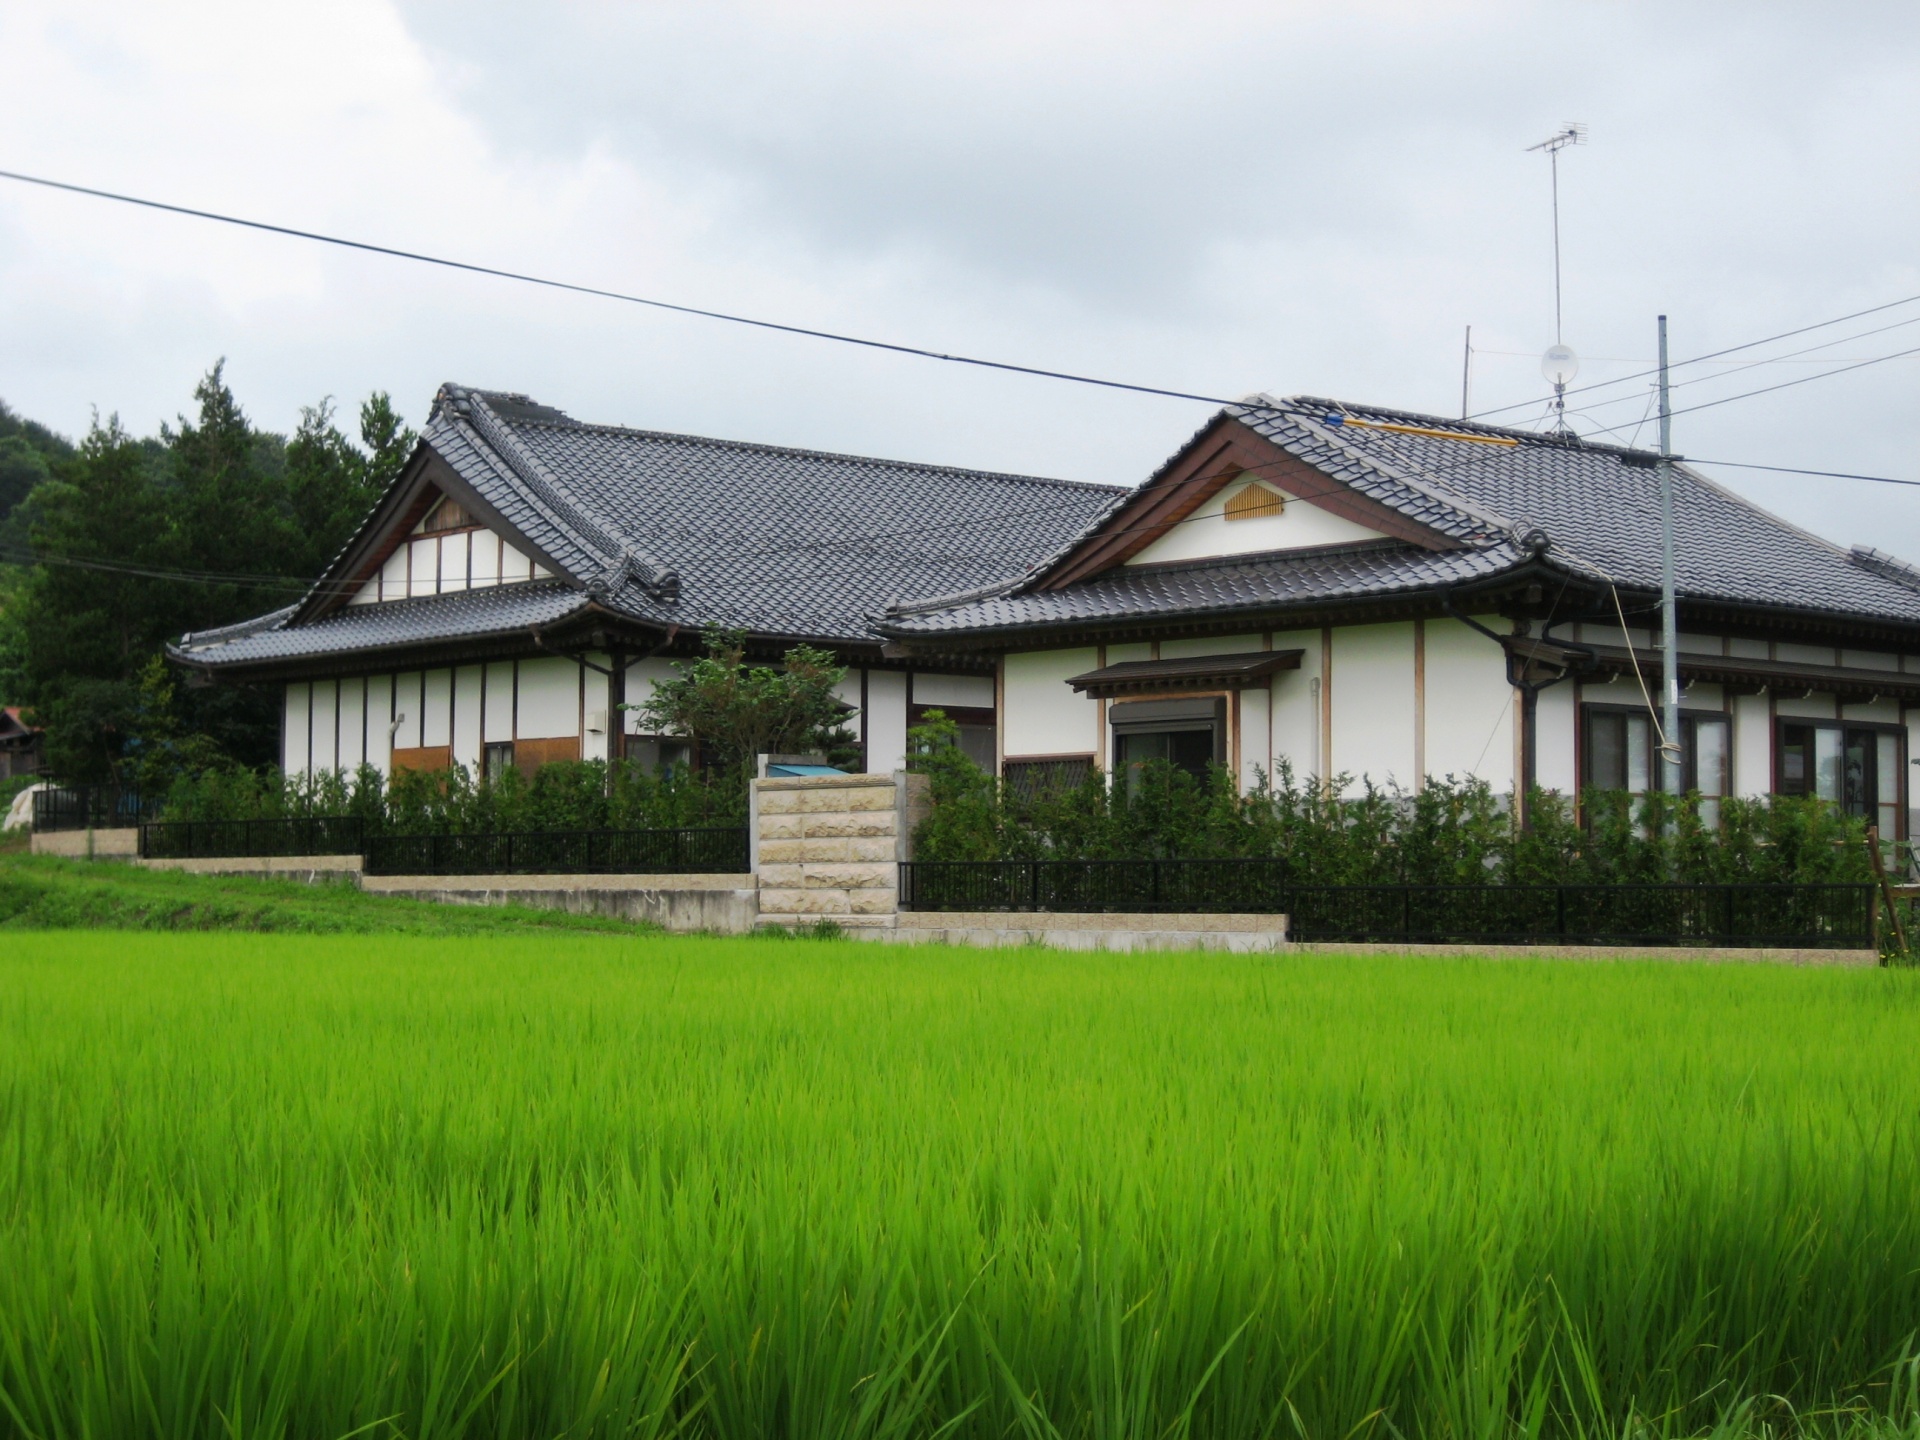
2 935 1918 1439
0 848 642 932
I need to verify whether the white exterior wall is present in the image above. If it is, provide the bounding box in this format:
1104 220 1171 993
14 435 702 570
1267 628 1322 786
582 657 611 762
365 674 393 776
1732 691 1771 797
451 666 483 770
392 672 423 750
310 680 339 773
1418 618 1513 790
515 657 579 738
865 669 910 773
1327 622 1416 792
422 670 453 747
913 673 995 709
1003 648 1099 760
483 663 515 743
1533 682 1578 794
283 683 310 774
337 677 367 771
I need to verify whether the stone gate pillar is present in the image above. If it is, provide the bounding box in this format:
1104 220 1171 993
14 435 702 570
751 771 928 930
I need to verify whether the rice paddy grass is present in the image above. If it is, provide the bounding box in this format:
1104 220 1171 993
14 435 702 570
1 932 1918 1440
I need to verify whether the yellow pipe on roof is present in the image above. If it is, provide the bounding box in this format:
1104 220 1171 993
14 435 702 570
1335 417 1520 447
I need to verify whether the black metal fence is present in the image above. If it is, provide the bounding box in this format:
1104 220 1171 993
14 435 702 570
364 826 751 877
139 817 367 860
31 785 161 833
898 861 1876 949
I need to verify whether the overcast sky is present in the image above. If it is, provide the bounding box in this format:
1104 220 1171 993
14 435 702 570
3 1 1917 559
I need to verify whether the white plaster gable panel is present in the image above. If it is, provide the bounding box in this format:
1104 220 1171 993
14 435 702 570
350 514 552 605
1123 481 1386 567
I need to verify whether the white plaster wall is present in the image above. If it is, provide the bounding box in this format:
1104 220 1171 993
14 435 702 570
1159 634 1266 659
337 677 367 772
365 674 393 776
310 680 338 773
1843 650 1900 672
471 531 501 587
1842 697 1902 723
1267 628 1322 786
392 672 424 750
284 683 310 776
515 657 578 738
1534 683 1577 794
1732 692 1771 797
1775 694 1839 720
1003 649 1099 757
866 669 910 773
422 670 453 747
1729 637 1768 660
1909 711 1920 835
442 532 471 592
452 666 484 769
1125 483 1384 566
1422 618 1513 789
1328 622 1416 791
913 672 995 708
626 657 680 736
1105 642 1152 664
483 663 515 743
581 658 611 762
1577 622 1652 649
408 538 437 598
1777 641 1835 666
502 542 533 584
1238 685 1269 790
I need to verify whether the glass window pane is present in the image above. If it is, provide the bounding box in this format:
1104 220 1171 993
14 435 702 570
1692 717 1728 798
1587 712 1623 789
1815 728 1844 802
1626 715 1651 794
1780 724 1809 793
1844 729 1873 816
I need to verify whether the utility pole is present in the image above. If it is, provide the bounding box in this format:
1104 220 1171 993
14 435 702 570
1657 315 1682 796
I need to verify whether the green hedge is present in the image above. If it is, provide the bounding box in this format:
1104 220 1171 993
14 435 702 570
158 760 749 835
908 713 1872 886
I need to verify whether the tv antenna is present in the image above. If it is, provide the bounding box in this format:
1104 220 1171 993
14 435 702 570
1527 122 1586 433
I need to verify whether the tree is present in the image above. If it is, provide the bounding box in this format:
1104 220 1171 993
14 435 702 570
5 367 415 781
634 629 853 771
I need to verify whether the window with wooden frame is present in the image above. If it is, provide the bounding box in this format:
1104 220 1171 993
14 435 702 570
1582 704 1729 823
1223 480 1285 522
1776 719 1903 837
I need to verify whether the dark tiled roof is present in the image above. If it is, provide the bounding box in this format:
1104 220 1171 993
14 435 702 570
885 395 1920 637
885 540 1522 635
180 385 1128 670
1248 398 1920 623
172 582 590 668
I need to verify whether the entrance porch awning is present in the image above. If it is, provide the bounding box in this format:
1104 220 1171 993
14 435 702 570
1065 649 1304 699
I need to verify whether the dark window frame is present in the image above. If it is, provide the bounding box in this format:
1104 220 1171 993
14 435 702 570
1580 702 1729 798
1774 717 1905 838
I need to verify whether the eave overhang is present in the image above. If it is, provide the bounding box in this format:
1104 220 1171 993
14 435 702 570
1066 649 1305 698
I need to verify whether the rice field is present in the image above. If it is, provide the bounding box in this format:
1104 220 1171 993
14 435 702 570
2 933 1918 1440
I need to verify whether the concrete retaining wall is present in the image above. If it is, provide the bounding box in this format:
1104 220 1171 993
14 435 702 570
135 854 365 880
30 827 138 858
361 872 759 932
886 910 1291 952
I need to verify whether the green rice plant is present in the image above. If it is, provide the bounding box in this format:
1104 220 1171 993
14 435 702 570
0 936 1918 1438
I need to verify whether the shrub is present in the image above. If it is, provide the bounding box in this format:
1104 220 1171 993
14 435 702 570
905 718 1871 886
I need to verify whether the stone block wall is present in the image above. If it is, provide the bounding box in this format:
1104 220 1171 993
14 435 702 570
752 772 926 928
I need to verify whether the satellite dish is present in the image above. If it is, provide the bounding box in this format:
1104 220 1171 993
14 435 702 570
1541 344 1580 385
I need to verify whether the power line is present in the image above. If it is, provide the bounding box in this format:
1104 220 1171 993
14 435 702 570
1466 291 1920 421
0 166 1270 418
8 164 1918 450
1579 341 1920 440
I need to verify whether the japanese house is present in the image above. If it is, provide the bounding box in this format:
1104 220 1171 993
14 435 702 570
173 385 1920 836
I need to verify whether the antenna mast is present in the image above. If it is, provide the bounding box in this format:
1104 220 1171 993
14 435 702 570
1527 123 1586 433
